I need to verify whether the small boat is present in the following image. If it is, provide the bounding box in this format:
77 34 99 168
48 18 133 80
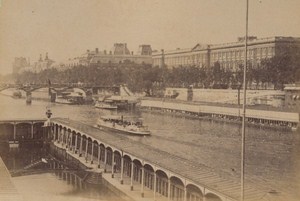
55 92 84 105
12 91 22 98
95 101 117 110
55 96 74 104
96 115 151 136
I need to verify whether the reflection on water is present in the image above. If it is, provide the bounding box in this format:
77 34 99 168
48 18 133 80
0 141 121 201
13 173 118 201
0 93 300 200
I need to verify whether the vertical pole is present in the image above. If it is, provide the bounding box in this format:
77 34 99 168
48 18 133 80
66 130 69 148
74 134 78 153
120 155 124 184
98 145 101 168
154 172 157 200
168 178 171 201
111 151 115 178
58 127 60 143
141 166 144 197
241 1 249 201
91 143 94 164
85 140 88 160
79 136 83 156
61 128 66 145
130 161 134 191
31 123 34 139
104 148 107 172
184 185 187 201
13 123 16 140
69 132 73 150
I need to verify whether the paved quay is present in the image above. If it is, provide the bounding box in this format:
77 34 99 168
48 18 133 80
52 118 269 201
0 156 23 201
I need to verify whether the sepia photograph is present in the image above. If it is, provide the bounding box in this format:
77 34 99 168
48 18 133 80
0 0 299 201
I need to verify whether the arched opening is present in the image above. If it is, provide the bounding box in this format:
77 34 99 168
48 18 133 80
34 122 44 139
144 164 155 190
106 147 113 166
205 193 222 201
66 129 72 147
62 127 67 144
133 159 143 184
15 123 31 140
123 155 132 177
71 131 76 148
156 169 169 197
99 144 106 162
170 176 184 201
58 125 63 142
54 124 59 140
75 133 81 152
81 135 87 156
0 123 14 141
86 137 93 160
186 184 203 201
92 140 99 162
113 150 122 172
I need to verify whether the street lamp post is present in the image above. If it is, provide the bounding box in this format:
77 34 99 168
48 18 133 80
241 0 249 201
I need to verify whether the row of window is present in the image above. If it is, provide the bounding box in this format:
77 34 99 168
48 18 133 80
211 46 275 59
153 46 275 67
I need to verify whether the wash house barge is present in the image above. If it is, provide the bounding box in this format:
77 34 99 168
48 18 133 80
50 118 265 201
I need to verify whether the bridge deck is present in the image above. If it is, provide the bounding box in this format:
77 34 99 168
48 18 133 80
53 118 267 201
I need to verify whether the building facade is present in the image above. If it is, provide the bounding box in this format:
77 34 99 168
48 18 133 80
61 43 153 69
152 36 300 71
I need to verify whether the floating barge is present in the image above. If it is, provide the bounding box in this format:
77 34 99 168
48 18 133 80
141 99 299 131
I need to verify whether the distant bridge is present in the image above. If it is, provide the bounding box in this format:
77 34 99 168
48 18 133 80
0 83 128 96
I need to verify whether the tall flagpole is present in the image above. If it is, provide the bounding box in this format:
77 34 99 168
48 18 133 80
241 0 249 201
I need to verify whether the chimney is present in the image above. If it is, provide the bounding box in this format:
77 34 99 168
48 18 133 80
87 49 90 53
45 52 49 60
95 48 99 54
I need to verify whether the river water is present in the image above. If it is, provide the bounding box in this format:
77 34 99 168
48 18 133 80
0 92 300 200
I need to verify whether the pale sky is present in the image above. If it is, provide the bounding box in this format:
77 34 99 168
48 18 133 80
0 0 300 74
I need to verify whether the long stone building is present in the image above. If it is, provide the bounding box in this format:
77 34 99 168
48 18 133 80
152 36 300 71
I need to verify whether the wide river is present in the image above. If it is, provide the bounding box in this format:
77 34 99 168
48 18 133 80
0 92 299 200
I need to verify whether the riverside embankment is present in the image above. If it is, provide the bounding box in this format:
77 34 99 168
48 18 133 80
140 99 299 130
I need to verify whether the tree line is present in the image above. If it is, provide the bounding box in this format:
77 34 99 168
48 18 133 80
6 53 300 96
